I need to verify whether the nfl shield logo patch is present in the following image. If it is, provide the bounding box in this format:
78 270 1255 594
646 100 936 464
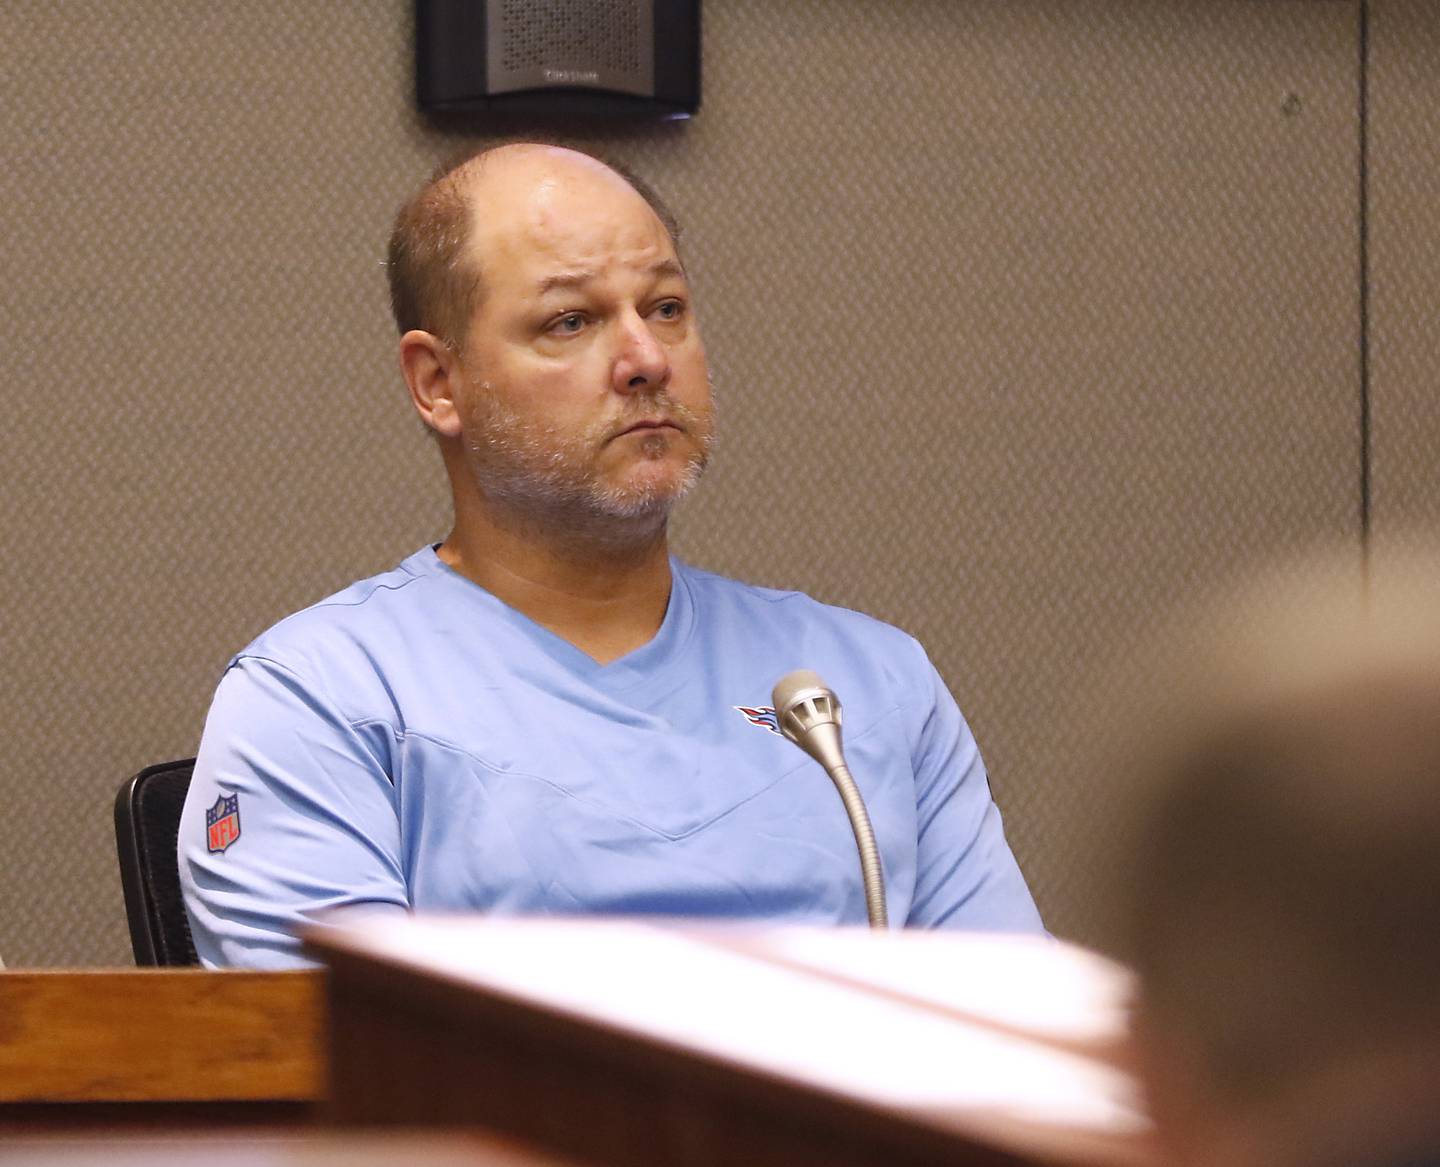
206 793 241 853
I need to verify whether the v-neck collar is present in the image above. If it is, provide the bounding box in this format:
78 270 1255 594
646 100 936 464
411 545 695 695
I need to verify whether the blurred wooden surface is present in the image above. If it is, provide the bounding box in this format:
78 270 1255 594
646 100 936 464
0 1131 584 1165
0 970 323 1107
311 919 1156 1167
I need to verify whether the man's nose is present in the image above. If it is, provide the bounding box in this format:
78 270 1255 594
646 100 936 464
612 311 671 395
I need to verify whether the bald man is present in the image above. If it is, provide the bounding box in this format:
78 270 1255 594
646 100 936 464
178 145 1042 968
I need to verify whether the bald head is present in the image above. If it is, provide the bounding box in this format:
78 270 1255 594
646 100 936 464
386 143 682 351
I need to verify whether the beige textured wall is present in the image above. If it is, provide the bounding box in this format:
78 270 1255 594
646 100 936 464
1372 0 1440 542
1 0 1420 967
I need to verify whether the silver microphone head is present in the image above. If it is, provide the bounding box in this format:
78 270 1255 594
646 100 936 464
772 669 843 756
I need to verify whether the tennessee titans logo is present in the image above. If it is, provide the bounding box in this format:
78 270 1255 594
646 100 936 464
206 793 241 853
735 705 783 736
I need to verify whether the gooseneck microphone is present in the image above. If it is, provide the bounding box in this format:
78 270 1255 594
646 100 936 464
771 670 888 929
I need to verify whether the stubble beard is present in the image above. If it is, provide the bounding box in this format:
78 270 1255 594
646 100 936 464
461 382 716 548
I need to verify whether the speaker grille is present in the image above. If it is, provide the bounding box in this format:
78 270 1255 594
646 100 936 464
487 0 655 98
501 0 641 74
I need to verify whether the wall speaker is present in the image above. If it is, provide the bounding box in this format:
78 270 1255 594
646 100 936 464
417 0 701 119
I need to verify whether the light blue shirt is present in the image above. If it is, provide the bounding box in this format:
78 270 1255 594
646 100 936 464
179 548 1043 967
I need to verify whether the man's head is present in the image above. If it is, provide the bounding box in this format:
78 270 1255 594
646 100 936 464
387 144 683 353
1120 554 1440 1167
389 144 714 540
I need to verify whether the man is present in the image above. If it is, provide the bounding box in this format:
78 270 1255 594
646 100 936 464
1122 556 1440 1167
178 144 1043 968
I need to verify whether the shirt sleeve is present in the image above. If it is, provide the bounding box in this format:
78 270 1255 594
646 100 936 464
904 646 1046 933
178 654 409 969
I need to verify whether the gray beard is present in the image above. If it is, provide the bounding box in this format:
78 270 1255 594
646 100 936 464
462 386 714 546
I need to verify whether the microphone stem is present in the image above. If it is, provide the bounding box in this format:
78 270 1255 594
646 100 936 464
826 761 889 929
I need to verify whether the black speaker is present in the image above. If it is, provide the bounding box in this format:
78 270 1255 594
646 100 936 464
417 0 701 119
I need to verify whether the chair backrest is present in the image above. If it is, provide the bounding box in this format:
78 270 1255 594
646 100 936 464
113 759 199 966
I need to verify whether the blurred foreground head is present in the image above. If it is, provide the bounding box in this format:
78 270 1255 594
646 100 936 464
1121 545 1440 1167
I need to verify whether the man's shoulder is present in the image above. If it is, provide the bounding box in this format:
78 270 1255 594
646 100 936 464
234 547 440 672
676 561 923 657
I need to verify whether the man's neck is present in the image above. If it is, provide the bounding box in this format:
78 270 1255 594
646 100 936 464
438 505 675 666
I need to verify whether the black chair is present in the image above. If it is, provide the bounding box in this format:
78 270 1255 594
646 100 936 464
114 758 199 966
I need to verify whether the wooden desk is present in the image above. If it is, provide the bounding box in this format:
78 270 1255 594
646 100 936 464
308 919 1157 1167
0 970 323 1129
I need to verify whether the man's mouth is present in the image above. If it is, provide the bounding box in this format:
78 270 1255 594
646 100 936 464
615 417 683 438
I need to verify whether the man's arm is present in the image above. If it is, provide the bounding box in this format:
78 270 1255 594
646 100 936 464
178 654 409 968
904 648 1045 932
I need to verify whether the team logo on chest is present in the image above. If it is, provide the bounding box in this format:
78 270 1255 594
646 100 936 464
206 793 242 853
734 705 783 736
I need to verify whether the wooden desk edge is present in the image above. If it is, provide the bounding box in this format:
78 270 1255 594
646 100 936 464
0 969 325 1105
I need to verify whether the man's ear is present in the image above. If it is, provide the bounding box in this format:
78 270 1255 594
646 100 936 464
399 330 464 439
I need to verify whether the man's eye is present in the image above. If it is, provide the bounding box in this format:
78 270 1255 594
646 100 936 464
653 300 684 321
551 313 585 334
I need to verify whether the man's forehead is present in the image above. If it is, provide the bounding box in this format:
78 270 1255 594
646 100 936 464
463 165 679 289
532 256 685 295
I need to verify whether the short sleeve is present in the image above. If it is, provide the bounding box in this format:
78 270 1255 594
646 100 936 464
178 654 408 968
904 645 1046 933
